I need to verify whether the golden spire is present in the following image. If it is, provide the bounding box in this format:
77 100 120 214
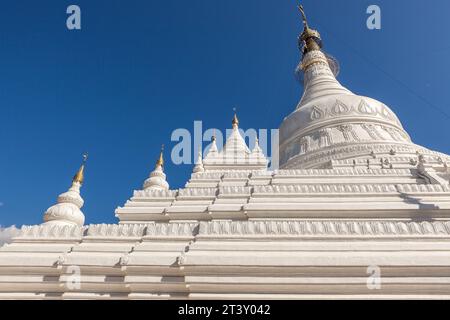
297 4 322 54
155 144 164 168
72 153 88 185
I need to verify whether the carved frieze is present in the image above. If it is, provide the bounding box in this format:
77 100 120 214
361 124 384 140
317 128 333 148
219 186 252 196
299 136 311 154
133 189 177 198
87 224 147 237
283 142 428 169
178 188 217 198
18 224 84 239
199 220 450 236
381 126 404 142
253 184 398 194
145 222 198 237
337 124 360 142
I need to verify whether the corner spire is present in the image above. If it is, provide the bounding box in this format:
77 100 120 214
297 4 322 55
143 144 169 191
193 151 205 173
207 130 219 156
72 153 88 185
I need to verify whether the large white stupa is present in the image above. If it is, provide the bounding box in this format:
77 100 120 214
1 6 450 299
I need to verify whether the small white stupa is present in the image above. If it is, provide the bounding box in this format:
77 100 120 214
42 154 87 227
143 146 169 191
192 152 205 174
202 114 268 170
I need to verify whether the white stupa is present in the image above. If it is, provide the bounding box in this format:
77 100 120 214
1 6 450 299
143 146 170 191
42 157 87 227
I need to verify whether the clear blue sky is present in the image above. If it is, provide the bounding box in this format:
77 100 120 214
1 0 450 226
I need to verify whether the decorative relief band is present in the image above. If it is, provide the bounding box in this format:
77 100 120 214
275 168 411 176
307 99 402 126
317 128 333 148
337 124 360 142
284 143 421 169
219 186 252 195
18 225 85 239
191 172 224 180
86 224 147 237
133 189 177 198
361 124 384 140
199 220 450 237
178 188 218 197
396 184 450 193
15 218 450 240
223 172 251 179
253 184 398 194
145 222 198 237
18 223 200 239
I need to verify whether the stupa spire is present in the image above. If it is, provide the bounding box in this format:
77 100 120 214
294 4 351 106
155 145 164 168
72 153 88 184
193 151 205 173
252 137 262 153
206 130 219 157
297 4 322 55
232 108 239 130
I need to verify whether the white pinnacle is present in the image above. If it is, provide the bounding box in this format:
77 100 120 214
143 147 169 191
193 152 204 173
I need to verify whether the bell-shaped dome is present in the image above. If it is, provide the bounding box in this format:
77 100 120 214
44 198 85 227
279 13 420 169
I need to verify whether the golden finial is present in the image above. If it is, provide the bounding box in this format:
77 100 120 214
298 4 309 29
297 3 322 53
155 144 164 168
72 153 88 185
232 107 239 128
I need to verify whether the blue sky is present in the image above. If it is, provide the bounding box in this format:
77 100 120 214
1 0 450 226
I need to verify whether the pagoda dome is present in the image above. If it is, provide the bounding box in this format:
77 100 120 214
279 12 418 169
